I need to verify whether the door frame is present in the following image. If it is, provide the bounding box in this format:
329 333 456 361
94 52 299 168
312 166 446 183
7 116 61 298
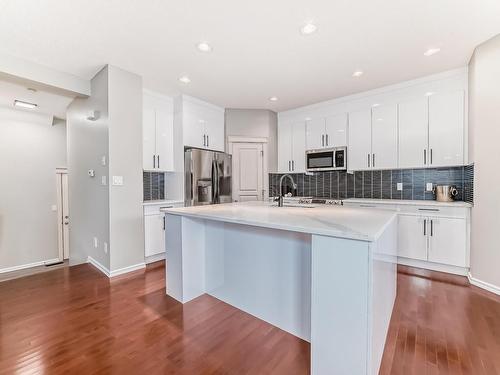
56 168 69 261
227 136 269 202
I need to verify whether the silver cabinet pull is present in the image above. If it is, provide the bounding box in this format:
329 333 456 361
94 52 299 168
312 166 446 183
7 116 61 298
322 134 325 147
424 149 427 165
423 219 427 236
288 160 291 171
372 154 375 168
207 135 209 148
163 216 166 230
430 149 433 164
203 134 206 147
326 134 329 146
157 155 160 169
292 160 295 171
430 219 433 236
153 154 156 168
368 154 370 168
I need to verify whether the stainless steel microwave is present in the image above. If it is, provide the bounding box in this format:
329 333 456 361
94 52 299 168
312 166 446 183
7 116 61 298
305 147 347 171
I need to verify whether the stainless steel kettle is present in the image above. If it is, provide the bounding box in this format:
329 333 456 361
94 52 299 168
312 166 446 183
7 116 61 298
434 185 459 202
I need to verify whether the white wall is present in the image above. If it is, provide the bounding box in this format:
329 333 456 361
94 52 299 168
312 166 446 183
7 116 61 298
0 108 66 270
225 109 278 172
107 66 144 272
67 67 110 268
468 34 500 292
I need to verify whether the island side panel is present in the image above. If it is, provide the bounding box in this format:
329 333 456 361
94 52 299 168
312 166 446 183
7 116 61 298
311 235 370 375
165 214 206 303
205 221 312 341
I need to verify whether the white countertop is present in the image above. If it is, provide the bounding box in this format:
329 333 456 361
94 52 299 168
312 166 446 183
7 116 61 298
143 199 184 206
162 201 397 242
343 198 472 208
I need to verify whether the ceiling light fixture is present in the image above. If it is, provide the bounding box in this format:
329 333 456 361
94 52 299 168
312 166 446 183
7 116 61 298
352 70 363 77
300 22 317 35
269 96 278 102
424 48 441 57
425 92 435 96
179 76 191 84
372 103 380 107
14 100 37 109
197 42 212 52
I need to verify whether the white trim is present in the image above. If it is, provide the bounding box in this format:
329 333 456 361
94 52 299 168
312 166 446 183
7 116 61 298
397 257 469 276
109 263 146 277
0 258 61 274
227 136 269 144
145 253 165 264
87 256 110 277
468 273 500 296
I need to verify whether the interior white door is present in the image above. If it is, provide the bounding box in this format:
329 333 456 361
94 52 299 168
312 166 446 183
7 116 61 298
155 108 174 171
398 98 429 168
306 118 326 150
428 91 464 167
397 215 428 261
291 122 306 172
144 214 165 257
278 123 293 172
371 104 398 169
232 143 264 202
348 109 372 170
325 113 347 147
61 173 69 259
428 217 467 267
143 103 156 170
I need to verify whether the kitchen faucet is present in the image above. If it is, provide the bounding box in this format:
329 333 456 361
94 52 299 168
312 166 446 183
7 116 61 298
275 174 297 207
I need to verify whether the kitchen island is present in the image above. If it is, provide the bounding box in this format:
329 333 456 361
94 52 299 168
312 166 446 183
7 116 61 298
162 201 398 375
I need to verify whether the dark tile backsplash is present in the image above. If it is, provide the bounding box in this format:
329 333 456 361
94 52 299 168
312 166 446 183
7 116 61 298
269 165 474 204
143 172 165 201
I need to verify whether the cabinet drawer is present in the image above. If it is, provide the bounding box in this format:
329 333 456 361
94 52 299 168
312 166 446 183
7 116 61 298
397 205 469 218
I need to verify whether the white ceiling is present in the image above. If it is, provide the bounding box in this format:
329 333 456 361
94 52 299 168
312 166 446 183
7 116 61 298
0 79 74 119
0 0 499 111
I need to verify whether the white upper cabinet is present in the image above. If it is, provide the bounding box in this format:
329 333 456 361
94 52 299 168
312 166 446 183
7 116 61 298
371 104 398 169
398 98 428 168
143 91 174 171
325 114 347 148
306 118 326 150
348 109 372 170
278 122 306 173
428 91 464 167
181 96 225 152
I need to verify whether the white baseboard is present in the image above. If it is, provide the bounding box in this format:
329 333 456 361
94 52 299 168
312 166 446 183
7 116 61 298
397 257 469 276
0 257 61 274
87 256 110 277
109 262 146 277
87 256 145 278
145 252 165 264
468 273 500 296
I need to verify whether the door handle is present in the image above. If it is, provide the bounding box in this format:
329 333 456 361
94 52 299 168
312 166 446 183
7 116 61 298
163 216 165 230
292 160 295 171
64 221 69 225
322 134 325 147
368 153 370 168
423 219 427 236
430 219 433 236
430 149 433 164
372 154 375 168
157 155 160 169
153 154 156 168
207 135 209 148
326 134 329 146
288 160 291 171
424 149 427 165
203 134 206 147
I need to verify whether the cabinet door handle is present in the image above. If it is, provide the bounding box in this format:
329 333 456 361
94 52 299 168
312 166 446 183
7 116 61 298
423 219 427 236
430 219 433 236
157 155 160 169
163 216 166 230
292 160 295 171
424 149 427 165
368 153 370 168
430 149 433 164
207 135 209 148
288 160 291 171
153 154 156 168
372 154 375 168
326 134 329 146
203 134 206 147
322 134 325 147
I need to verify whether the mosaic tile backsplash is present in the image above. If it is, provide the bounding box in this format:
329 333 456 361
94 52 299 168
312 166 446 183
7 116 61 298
143 172 165 201
270 165 474 203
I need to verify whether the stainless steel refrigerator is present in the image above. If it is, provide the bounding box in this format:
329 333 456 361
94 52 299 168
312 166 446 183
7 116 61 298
185 148 232 206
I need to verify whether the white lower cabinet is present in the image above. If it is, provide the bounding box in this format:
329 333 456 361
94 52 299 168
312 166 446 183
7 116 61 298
428 217 467 267
397 215 428 261
144 202 183 261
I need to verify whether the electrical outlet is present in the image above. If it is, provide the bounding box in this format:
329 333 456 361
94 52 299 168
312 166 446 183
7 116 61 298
103 242 108 254
101 155 106 166
397 182 403 191
93 237 98 248
112 176 124 186
426 182 434 192
101 175 107 186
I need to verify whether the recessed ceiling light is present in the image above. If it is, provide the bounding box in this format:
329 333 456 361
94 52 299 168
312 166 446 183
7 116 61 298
300 22 317 35
425 92 435 96
269 96 278 102
424 48 441 57
372 103 380 107
179 76 191 84
352 70 363 77
14 100 37 109
196 42 212 53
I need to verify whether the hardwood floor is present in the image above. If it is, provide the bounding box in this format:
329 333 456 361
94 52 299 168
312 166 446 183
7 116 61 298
0 262 498 374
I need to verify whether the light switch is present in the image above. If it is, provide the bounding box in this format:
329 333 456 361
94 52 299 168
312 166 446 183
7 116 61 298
112 176 124 186
101 155 107 166
397 182 403 191
101 176 107 186
51 205 57 212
